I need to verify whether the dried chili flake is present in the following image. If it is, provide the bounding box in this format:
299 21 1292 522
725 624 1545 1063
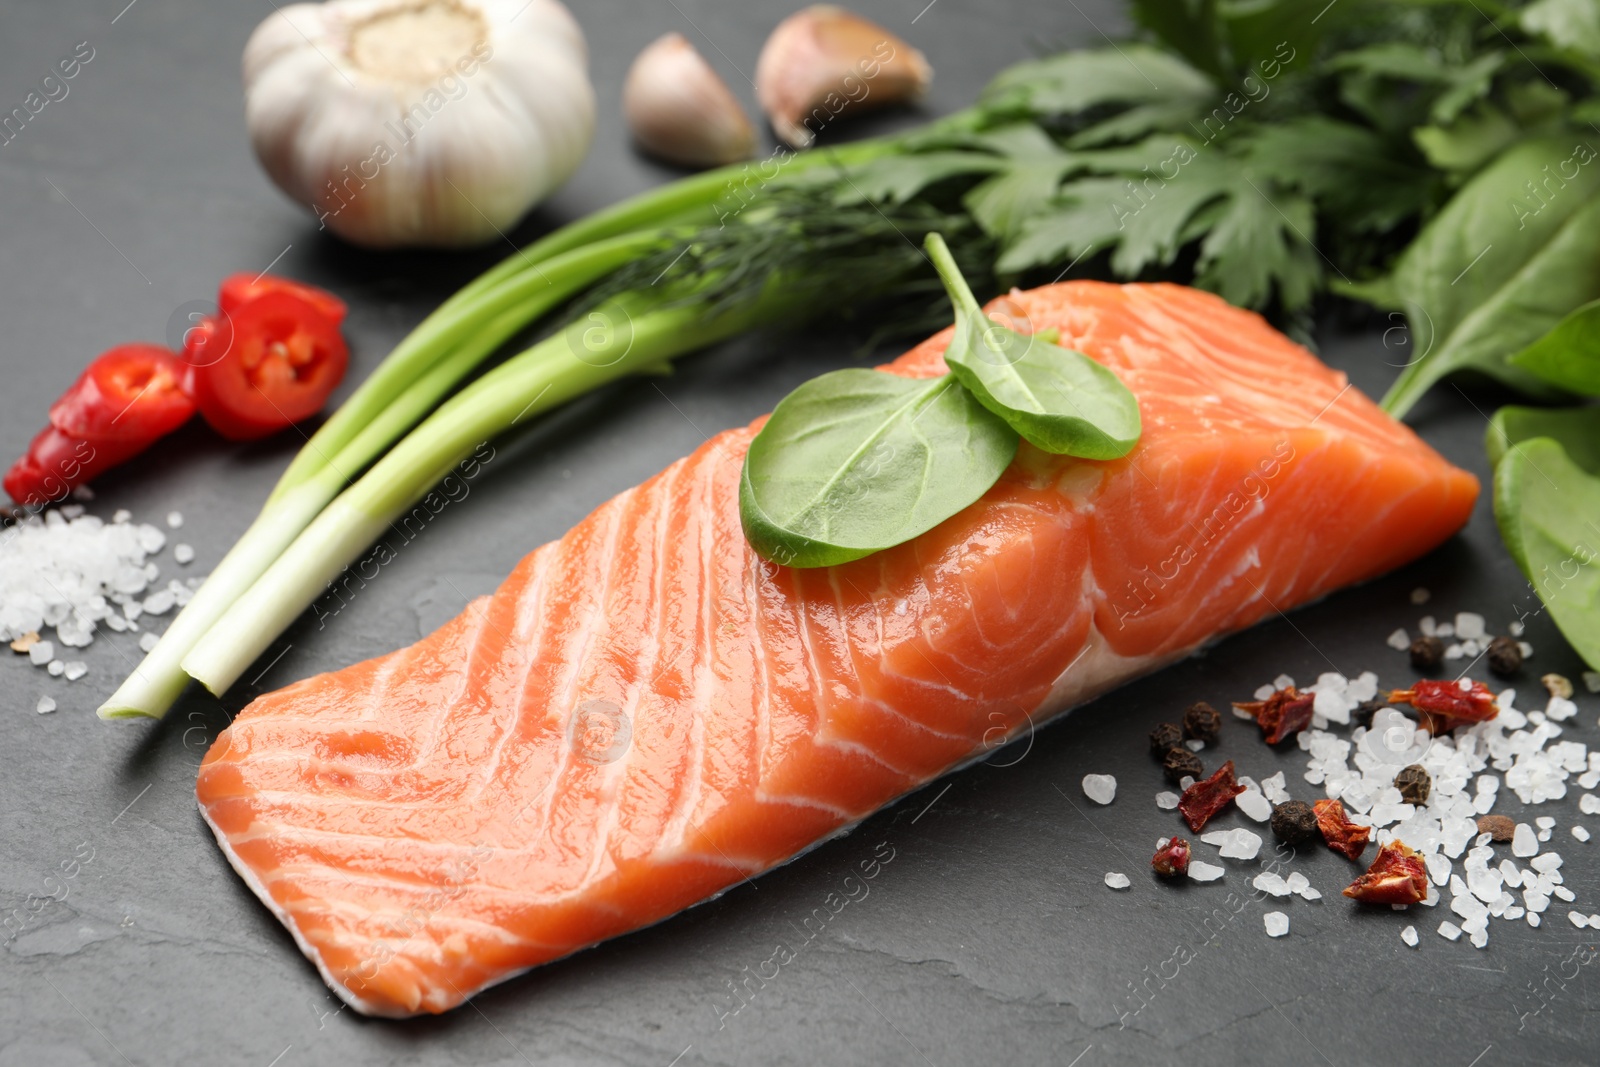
1152 837 1192 878
1232 686 1315 744
1313 798 1371 861
1342 842 1429 905
1387 679 1498 733
1178 760 1245 832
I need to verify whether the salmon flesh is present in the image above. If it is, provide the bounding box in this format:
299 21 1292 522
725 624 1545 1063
197 282 1478 1016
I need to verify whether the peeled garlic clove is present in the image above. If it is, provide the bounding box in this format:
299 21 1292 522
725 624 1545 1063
755 4 932 148
623 32 755 168
242 0 595 248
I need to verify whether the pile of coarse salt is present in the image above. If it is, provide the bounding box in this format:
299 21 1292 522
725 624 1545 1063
0 506 201 690
1286 659 1597 949
1157 600 1595 949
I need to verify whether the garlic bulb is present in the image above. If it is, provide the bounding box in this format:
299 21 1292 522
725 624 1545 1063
243 0 596 248
623 33 754 168
755 5 932 148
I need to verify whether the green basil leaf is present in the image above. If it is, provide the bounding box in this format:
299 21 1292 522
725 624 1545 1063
739 369 1018 568
1511 299 1600 395
1486 404 1600 475
1350 138 1600 417
926 234 1141 459
1493 437 1600 670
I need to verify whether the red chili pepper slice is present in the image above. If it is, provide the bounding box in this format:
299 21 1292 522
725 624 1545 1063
1152 837 1192 878
1232 686 1316 744
48 344 195 443
1313 798 1371 861
1342 841 1429 905
3 426 149 506
1387 679 1498 734
1178 760 1245 832
191 291 349 440
217 272 347 324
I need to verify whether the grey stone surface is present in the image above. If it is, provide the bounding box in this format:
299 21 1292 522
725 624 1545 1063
0 1 1595 1065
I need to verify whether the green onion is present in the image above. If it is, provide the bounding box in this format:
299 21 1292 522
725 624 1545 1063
181 286 791 695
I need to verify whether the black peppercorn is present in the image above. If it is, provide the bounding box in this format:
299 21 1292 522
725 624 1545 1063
1351 696 1387 728
1149 722 1183 757
1270 800 1318 845
1486 635 1523 678
1393 763 1431 805
1182 701 1222 743
1162 747 1204 785
1409 635 1444 672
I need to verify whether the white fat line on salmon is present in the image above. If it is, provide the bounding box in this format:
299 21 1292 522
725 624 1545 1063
712 840 896 1031
1112 841 1298 1030
311 443 496 629
1110 438 1296 630
343 840 498 994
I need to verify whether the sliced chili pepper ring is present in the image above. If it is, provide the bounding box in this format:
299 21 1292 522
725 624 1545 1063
48 344 195 443
217 272 347 324
192 291 349 440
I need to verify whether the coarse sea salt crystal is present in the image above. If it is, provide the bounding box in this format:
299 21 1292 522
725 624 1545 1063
1105 872 1131 890
1253 872 1291 897
1237 789 1273 822
1438 921 1462 941
1219 828 1263 861
1387 628 1410 650
1264 912 1289 938
62 661 86 681
1082 774 1116 805
1528 913 1542 928
1585 671 1600 693
1155 791 1179 810
1580 794 1600 815
174 544 194 565
138 632 159 653
1570 911 1589 929
1184 739 1205 752
1188 861 1225 883
166 511 183 529
47 661 64 677
1455 612 1486 640
1401 925 1419 947
35 696 55 714
1513 823 1539 857
1574 826 1591 842
27 641 54 666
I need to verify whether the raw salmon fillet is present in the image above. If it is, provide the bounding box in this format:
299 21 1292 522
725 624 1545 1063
197 282 1478 1016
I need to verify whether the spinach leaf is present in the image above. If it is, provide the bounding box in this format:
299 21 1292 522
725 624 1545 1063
1522 0 1600 60
739 370 1017 568
1493 436 1600 669
1487 404 1600 474
1511 298 1600 395
1343 137 1600 416
926 234 1141 459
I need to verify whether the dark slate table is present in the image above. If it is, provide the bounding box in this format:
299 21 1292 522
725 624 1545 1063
1 2 1595 1065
